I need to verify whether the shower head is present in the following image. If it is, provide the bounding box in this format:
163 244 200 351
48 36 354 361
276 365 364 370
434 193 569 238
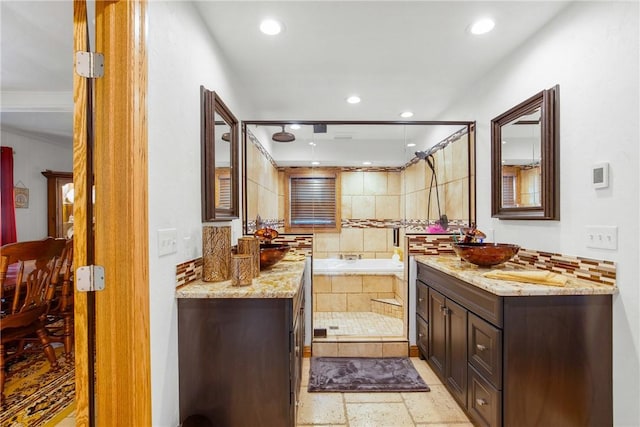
272 126 295 143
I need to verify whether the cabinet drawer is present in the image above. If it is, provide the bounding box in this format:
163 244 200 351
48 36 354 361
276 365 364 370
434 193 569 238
468 366 502 427
416 313 428 357
468 313 502 388
416 280 429 320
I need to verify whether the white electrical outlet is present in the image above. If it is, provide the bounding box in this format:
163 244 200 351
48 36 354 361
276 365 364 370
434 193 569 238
585 226 617 250
158 228 178 256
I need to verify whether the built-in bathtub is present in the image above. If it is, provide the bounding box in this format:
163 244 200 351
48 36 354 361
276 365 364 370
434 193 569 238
313 258 404 274
312 258 408 356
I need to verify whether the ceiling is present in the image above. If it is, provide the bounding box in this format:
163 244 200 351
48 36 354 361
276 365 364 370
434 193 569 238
0 1 570 153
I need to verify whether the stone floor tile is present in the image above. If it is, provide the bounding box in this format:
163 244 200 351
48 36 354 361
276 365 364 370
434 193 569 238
346 402 415 426
296 389 346 425
402 385 470 423
409 357 443 385
343 392 403 403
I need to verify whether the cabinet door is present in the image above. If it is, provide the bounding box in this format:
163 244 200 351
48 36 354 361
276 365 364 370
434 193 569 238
428 288 446 379
445 298 468 406
416 280 429 320
416 313 429 359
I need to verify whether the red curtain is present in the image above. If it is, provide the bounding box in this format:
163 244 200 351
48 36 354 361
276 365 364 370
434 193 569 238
1 146 17 245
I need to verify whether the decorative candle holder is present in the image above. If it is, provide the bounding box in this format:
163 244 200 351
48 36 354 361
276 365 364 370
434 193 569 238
237 236 260 278
231 254 253 287
202 225 231 282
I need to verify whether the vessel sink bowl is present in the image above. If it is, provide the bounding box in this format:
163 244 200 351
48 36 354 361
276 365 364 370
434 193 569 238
452 243 520 267
259 243 291 269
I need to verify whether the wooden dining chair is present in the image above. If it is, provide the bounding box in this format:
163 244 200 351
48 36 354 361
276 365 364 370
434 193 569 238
0 237 66 404
44 238 74 355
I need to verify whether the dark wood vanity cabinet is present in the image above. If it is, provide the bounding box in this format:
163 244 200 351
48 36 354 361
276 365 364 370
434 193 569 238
416 261 612 427
178 284 305 427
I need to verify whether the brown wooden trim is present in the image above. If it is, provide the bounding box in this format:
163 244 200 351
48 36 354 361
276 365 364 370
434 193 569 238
409 345 420 358
72 1 90 425
93 1 151 424
303 346 312 358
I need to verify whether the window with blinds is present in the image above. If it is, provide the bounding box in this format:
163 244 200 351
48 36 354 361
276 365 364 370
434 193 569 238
285 170 340 232
502 175 515 207
218 176 231 208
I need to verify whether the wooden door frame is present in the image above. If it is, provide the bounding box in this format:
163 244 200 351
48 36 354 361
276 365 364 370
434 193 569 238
73 1 151 425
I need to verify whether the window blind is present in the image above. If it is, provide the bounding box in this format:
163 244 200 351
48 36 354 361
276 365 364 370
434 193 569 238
502 175 515 207
218 176 231 208
290 176 336 227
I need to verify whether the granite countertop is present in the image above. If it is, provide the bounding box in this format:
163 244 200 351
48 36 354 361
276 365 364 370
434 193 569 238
415 255 617 297
176 259 306 299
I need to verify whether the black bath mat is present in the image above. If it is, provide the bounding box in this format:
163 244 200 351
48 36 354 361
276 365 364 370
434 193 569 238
308 357 430 392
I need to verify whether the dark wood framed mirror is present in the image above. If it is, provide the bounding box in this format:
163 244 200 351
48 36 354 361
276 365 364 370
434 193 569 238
491 85 559 220
201 86 239 221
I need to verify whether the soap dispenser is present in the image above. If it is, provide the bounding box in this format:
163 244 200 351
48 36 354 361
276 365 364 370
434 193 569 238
392 246 403 262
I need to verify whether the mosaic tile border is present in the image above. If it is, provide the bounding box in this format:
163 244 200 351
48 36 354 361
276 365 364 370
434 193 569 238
176 257 203 288
175 235 312 287
407 235 617 286
247 218 471 233
271 234 314 257
247 128 278 169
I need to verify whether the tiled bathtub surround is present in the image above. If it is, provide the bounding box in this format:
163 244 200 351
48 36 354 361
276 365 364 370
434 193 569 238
407 234 617 286
313 274 404 313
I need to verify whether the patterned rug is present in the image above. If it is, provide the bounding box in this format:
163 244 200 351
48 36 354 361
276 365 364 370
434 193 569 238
308 357 430 392
1 345 75 426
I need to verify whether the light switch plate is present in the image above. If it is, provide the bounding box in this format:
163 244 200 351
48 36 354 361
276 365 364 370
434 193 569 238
585 226 617 250
158 228 178 256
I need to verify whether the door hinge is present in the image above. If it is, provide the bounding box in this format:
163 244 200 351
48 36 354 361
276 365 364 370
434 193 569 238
75 51 104 78
76 265 105 292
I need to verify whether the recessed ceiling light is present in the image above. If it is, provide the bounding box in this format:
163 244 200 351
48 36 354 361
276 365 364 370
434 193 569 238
260 19 283 35
407 143 416 148
502 140 507 144
309 142 316 146
290 124 301 130
400 111 414 118
470 18 495 35
311 161 320 166
346 95 361 104
362 161 372 166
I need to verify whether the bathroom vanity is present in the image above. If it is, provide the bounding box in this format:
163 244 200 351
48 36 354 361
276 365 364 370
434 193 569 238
415 256 615 427
176 260 306 427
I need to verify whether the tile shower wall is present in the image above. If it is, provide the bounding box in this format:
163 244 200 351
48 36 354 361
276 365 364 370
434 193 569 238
314 170 403 259
403 131 471 231
246 129 280 231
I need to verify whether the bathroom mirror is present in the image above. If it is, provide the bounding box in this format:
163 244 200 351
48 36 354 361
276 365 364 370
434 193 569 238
201 86 239 221
491 85 559 220
242 121 476 238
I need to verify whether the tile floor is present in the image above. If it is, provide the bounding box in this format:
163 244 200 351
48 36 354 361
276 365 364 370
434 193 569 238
314 311 403 337
297 357 473 426
56 358 471 427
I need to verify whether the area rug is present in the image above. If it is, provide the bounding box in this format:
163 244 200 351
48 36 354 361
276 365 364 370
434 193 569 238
1 345 75 427
308 357 430 392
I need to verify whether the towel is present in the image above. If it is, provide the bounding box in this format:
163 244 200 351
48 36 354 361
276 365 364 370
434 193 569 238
483 270 568 287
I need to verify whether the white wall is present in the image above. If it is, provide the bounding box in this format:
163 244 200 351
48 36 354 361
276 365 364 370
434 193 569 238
1 129 72 240
147 2 247 425
439 2 639 425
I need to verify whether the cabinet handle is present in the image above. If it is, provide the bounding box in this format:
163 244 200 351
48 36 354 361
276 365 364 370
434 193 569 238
418 333 424 338
476 398 488 406
418 297 424 302
441 306 449 316
476 344 487 351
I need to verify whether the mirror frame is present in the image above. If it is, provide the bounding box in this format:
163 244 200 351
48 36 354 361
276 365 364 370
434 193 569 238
491 85 559 220
201 86 239 221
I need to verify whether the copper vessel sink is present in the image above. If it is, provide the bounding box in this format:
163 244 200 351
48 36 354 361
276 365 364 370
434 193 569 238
259 243 291 269
452 243 520 267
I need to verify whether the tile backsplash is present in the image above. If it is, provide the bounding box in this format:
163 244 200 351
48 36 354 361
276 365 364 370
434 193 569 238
407 234 617 286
